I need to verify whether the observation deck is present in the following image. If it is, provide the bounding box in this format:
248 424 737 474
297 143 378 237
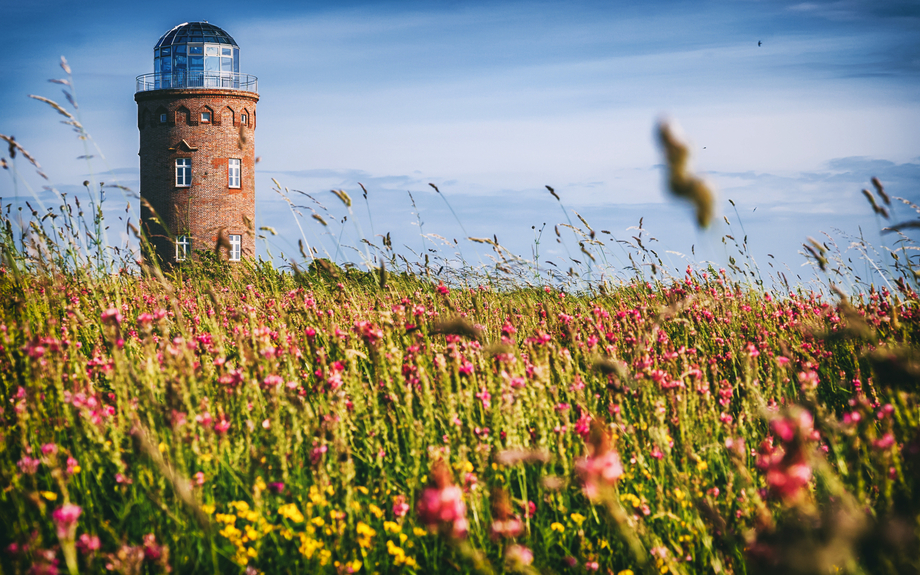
137 21 257 94
135 72 257 93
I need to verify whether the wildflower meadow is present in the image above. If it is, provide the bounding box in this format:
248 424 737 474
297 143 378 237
2 80 920 575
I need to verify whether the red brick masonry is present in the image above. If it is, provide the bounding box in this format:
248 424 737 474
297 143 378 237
136 88 259 265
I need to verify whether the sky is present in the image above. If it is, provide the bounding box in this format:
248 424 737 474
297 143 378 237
2 0 919 288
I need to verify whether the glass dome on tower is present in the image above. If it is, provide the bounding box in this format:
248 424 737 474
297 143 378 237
138 21 256 92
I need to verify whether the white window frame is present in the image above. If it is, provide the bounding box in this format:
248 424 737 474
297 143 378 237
176 235 191 261
159 113 167 124
240 114 247 125
228 158 241 189
229 234 242 261
200 111 211 123
175 158 191 187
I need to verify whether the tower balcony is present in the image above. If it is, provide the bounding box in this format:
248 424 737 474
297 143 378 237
136 72 258 93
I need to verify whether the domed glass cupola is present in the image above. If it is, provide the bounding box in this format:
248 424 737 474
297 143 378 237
149 22 245 89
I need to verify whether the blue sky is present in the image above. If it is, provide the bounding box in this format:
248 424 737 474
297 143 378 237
2 0 919 287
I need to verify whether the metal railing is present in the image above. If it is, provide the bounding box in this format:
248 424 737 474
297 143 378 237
136 72 258 93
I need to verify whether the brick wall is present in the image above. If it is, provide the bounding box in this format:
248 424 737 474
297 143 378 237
135 88 259 266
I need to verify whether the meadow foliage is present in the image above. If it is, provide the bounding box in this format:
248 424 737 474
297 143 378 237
2 76 920 573
2 224 920 573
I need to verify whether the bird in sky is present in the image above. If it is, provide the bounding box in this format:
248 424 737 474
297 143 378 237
758 41 762 46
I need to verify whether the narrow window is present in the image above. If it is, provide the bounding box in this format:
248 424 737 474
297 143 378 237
228 159 241 188
176 158 191 187
201 111 211 123
229 234 242 261
176 235 191 261
159 113 167 124
240 114 247 125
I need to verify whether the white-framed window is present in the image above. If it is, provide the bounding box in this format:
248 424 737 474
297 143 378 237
176 235 191 261
240 114 247 125
175 158 191 187
159 113 167 124
229 234 242 261
201 111 211 123
228 158 241 188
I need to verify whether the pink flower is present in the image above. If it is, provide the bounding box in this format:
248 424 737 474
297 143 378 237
504 544 534 570
392 495 410 518
194 472 206 486
872 433 895 450
213 418 231 434
17 456 40 475
575 420 623 500
100 307 123 326
52 504 82 540
489 488 523 541
77 534 100 554
758 407 814 504
41 443 58 456
416 461 468 539
311 444 328 465
143 533 168 563
436 282 450 296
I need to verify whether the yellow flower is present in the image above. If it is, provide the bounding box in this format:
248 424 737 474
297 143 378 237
201 453 213 463
312 517 325 527
357 486 369 495
356 522 376 537
158 442 167 453
202 504 215 515
254 477 267 492
673 488 685 501
40 491 57 501
278 503 304 524
618 571 635 575
551 522 564 532
348 560 362 571
570 513 586 526
696 460 708 471
413 527 427 537
383 521 401 533
369 504 384 519
71 465 81 474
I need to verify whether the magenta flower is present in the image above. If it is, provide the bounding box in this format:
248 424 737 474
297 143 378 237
77 534 100 554
416 461 468 539
213 417 231 434
489 488 523 541
504 544 534 571
757 407 815 504
100 307 123 326
575 420 623 500
52 504 82 540
17 456 40 475
392 494 409 518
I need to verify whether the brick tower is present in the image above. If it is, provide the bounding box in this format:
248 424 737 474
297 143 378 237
135 22 258 266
